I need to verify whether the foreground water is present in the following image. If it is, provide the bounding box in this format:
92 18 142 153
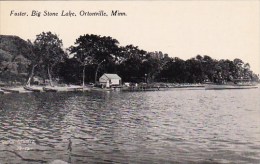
0 88 260 164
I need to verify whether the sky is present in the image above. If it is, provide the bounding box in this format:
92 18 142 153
1 1 259 74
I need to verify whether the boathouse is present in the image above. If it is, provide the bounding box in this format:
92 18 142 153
99 73 122 88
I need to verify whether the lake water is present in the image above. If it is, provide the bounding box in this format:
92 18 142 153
0 88 260 164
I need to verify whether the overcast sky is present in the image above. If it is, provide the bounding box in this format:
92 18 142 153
1 1 259 74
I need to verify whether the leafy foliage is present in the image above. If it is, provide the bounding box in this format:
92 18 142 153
32 32 66 85
0 33 259 85
0 35 31 83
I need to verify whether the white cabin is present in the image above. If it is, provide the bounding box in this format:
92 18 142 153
99 73 122 88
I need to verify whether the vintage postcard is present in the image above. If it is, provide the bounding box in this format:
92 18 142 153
0 1 260 163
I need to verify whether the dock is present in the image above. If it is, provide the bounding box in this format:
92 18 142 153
0 83 207 95
1 87 32 93
0 85 92 95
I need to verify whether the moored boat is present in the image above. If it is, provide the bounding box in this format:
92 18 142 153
1 87 32 93
205 79 258 90
1 87 20 93
0 89 6 94
24 85 43 92
66 85 84 91
43 86 58 92
205 84 258 90
43 85 87 92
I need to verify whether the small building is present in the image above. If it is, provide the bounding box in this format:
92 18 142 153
99 73 122 88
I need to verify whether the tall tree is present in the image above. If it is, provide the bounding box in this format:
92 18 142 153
24 40 41 86
117 45 147 82
33 32 66 86
70 34 120 83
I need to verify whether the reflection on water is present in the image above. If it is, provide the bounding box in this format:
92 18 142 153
0 88 260 163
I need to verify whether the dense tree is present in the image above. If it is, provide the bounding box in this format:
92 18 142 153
156 55 259 83
69 34 121 84
116 45 147 82
58 58 82 84
0 35 31 83
1 33 259 85
32 32 66 86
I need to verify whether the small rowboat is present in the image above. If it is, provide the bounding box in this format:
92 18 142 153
66 85 84 92
43 85 86 92
0 89 5 94
43 87 58 92
1 87 20 93
1 87 32 93
24 86 42 92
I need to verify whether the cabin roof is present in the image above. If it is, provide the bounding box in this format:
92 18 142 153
101 73 121 80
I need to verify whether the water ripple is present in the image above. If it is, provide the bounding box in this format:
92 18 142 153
0 89 260 163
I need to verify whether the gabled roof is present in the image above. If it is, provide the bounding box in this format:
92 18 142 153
102 73 121 79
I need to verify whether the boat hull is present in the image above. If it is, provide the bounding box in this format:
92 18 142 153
43 86 85 92
205 84 258 90
43 87 58 92
24 86 42 92
1 87 20 93
0 89 5 94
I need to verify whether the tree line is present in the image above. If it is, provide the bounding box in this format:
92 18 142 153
20 32 259 86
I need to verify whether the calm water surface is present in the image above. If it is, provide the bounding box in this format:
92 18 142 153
0 88 260 164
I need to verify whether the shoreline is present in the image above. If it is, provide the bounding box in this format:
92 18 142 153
1 83 259 94
0 83 206 94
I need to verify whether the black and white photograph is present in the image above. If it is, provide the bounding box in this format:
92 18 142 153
0 1 260 163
